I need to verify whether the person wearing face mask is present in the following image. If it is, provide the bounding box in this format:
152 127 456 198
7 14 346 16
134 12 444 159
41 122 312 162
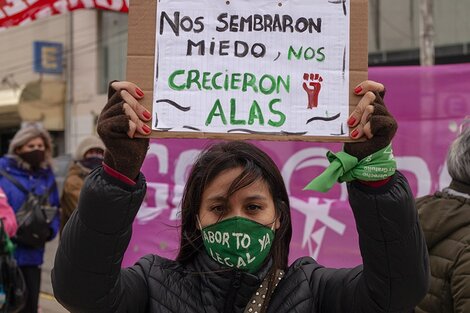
59 135 105 235
52 81 429 313
0 124 60 313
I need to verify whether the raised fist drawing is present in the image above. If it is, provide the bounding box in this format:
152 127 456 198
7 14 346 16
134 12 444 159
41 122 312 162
303 73 323 109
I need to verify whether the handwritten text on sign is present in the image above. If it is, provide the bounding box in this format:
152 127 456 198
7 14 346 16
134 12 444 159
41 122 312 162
153 0 350 136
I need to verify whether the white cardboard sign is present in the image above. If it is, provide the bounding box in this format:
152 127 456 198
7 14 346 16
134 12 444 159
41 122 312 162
153 0 351 137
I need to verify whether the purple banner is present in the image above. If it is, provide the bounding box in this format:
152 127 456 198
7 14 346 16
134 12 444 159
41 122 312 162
123 63 470 268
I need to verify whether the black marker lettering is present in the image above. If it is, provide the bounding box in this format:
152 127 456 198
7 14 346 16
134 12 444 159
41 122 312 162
219 40 230 56
216 13 229 31
160 11 180 36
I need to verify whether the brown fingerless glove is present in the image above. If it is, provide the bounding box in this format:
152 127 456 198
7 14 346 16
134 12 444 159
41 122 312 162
344 90 398 160
97 82 149 180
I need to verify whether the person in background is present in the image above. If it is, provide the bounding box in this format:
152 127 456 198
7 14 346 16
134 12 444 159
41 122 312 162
0 187 17 238
0 124 60 313
415 122 470 313
60 135 105 235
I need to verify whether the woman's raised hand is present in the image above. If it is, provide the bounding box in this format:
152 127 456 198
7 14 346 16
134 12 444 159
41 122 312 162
97 81 152 179
344 80 398 160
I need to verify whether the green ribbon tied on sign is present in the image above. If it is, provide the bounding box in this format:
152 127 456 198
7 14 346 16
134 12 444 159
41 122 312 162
304 144 396 192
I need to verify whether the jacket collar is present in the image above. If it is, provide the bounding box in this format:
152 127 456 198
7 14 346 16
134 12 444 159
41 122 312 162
448 179 470 197
2 156 50 176
193 252 273 312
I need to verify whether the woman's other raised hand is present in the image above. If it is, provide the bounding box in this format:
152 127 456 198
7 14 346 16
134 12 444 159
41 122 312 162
344 80 398 160
97 81 152 180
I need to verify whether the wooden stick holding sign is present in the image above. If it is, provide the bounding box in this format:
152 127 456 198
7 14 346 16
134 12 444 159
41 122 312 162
127 0 368 142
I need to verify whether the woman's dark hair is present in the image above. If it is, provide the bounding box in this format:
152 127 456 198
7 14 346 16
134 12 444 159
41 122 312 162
176 141 292 270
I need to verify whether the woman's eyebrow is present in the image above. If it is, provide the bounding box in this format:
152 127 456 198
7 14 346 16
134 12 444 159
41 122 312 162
244 195 268 201
206 195 226 202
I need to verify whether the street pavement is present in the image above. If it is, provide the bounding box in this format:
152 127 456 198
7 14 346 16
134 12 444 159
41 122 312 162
39 236 69 313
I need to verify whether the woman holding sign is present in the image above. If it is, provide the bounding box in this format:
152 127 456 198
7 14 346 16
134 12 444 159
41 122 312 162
52 80 429 313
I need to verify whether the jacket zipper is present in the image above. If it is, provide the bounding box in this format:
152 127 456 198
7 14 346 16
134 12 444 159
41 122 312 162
223 270 241 313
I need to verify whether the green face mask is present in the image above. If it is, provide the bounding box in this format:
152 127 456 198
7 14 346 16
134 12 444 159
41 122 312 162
199 216 275 274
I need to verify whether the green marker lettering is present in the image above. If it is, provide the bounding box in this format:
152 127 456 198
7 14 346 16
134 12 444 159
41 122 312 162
248 100 264 125
259 75 276 95
288 46 302 60
205 99 227 126
230 98 246 125
168 69 185 91
316 47 326 62
230 73 241 90
202 72 212 90
186 70 202 90
268 98 286 127
212 72 223 90
277 75 290 93
242 73 258 93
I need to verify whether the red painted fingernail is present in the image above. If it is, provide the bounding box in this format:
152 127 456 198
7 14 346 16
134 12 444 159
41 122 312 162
143 110 151 119
142 124 151 133
354 86 362 94
351 129 359 138
135 88 144 97
347 117 356 126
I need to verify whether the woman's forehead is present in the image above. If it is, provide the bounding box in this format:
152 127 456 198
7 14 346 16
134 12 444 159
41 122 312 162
25 136 44 145
203 168 270 200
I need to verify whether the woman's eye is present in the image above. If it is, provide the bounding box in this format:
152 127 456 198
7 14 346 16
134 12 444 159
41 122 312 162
209 206 224 214
247 204 262 211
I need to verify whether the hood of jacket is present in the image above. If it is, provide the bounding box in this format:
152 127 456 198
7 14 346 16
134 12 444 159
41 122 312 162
67 162 91 178
417 179 470 249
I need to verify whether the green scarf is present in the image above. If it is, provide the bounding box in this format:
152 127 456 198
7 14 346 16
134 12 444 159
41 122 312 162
304 144 396 192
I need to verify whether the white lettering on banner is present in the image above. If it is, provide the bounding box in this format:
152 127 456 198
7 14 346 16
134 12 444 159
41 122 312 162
136 144 170 223
17 16 32 25
25 0 38 5
170 149 201 221
282 147 349 201
35 6 53 18
138 144 445 261
137 182 170 223
67 0 94 9
0 9 5 18
95 0 123 10
3 0 27 16
290 197 345 259
439 162 451 191
53 0 69 13
396 156 432 197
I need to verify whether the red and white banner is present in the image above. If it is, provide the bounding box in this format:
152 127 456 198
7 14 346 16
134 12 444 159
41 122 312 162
0 0 128 29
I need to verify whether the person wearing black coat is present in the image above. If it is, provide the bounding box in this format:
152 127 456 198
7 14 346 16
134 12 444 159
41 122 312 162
52 80 429 313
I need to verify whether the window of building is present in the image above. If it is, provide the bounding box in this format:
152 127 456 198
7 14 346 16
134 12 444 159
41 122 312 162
98 11 128 94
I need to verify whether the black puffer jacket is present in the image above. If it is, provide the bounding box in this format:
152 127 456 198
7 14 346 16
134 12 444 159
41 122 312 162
52 169 429 313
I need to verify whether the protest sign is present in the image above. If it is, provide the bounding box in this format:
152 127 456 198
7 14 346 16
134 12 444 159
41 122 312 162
127 0 368 141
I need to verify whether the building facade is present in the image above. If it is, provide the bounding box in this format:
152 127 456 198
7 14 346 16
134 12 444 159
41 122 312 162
0 0 469 156
0 9 127 156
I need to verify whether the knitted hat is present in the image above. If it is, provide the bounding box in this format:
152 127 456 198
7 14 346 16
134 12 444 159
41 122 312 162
8 123 53 167
74 135 105 160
